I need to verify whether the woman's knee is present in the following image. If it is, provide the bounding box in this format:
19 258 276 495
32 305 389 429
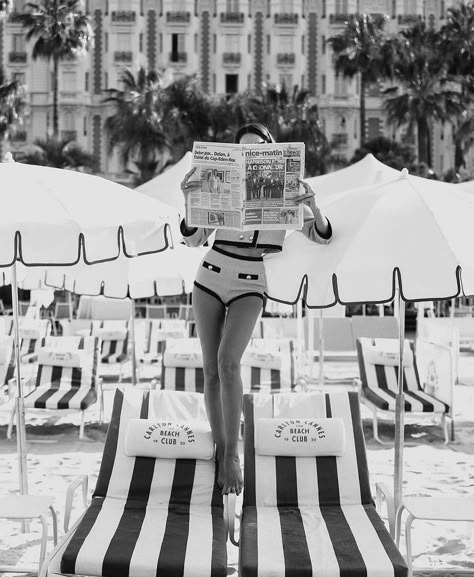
203 362 220 389
218 352 240 383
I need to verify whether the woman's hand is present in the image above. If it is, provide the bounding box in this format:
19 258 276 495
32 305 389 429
294 178 319 215
180 167 202 200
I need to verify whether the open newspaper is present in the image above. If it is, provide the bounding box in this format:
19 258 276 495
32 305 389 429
186 141 305 231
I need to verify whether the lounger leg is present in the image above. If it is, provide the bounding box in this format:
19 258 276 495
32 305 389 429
38 513 49 568
49 506 58 545
79 411 85 439
395 504 405 547
372 409 392 445
405 513 415 577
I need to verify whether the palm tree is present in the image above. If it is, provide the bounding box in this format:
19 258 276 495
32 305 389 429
0 67 26 159
0 1 10 17
16 1 93 139
383 21 464 166
327 13 392 147
104 67 170 185
21 136 98 171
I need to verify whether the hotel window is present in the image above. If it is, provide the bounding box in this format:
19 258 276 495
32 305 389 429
139 33 143 52
159 33 163 53
367 117 381 139
267 35 271 53
225 74 239 94
280 0 294 11
117 33 132 51
335 0 348 13
248 34 252 53
212 73 216 92
301 35 305 54
104 32 108 52
322 35 326 54
322 0 326 17
226 0 240 10
64 112 75 133
335 75 348 96
83 116 87 136
85 71 89 91
301 74 305 87
171 33 185 58
225 34 241 53
194 33 198 53
213 34 217 53
322 74 326 93
63 71 77 92
12 72 25 85
12 34 26 52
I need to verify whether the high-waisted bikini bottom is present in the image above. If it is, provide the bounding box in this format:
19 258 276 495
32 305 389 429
193 245 266 306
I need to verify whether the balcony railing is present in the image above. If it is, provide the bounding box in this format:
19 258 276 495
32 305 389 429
111 10 136 22
114 50 133 63
61 130 78 142
166 11 191 23
329 13 349 24
223 52 241 65
8 51 27 63
331 133 348 147
60 91 78 99
274 13 299 24
398 14 421 24
220 12 244 23
169 52 187 63
277 53 295 65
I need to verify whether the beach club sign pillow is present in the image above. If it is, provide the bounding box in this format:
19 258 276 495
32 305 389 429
124 418 215 460
255 417 346 457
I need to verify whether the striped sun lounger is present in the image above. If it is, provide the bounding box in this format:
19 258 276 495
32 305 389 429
8 336 101 439
143 319 188 362
161 338 204 392
43 388 227 577
356 337 451 444
241 338 296 393
0 336 15 396
19 319 52 363
239 391 408 577
91 320 129 364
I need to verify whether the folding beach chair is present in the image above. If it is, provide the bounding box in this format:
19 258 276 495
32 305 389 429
241 338 296 393
142 319 188 363
8 336 101 439
236 391 408 577
356 337 452 444
19 319 52 363
91 320 129 364
161 337 204 392
42 388 227 577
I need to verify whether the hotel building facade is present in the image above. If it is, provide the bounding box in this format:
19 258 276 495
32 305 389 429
1 0 470 180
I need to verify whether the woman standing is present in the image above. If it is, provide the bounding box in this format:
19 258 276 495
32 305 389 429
180 123 333 495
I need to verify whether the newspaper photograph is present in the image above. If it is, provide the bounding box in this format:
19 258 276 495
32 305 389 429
186 141 305 231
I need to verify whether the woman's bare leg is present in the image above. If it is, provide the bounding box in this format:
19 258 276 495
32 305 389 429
218 296 263 495
192 286 226 487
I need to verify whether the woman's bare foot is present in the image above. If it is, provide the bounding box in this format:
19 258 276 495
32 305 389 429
215 447 225 489
222 453 243 495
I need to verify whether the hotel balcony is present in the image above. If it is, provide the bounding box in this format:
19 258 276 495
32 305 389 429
8 51 27 63
220 12 245 23
114 51 133 63
331 133 348 148
166 11 191 23
329 13 349 25
169 52 187 64
223 52 241 65
277 53 295 66
398 14 422 24
274 13 299 25
111 11 136 23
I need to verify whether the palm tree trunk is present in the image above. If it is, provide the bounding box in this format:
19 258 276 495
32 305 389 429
417 119 431 166
53 55 59 139
360 73 366 146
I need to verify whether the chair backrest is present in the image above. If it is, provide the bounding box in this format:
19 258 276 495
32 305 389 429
93 388 222 508
145 319 188 355
19 319 51 357
146 304 167 319
351 316 399 347
91 320 129 363
54 301 74 320
35 335 99 390
356 337 421 394
243 391 372 507
0 335 15 386
241 338 296 392
161 338 204 392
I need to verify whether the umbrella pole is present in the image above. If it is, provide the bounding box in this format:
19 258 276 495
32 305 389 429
394 293 406 515
319 309 325 388
11 261 28 497
296 300 305 378
307 309 314 380
130 300 137 386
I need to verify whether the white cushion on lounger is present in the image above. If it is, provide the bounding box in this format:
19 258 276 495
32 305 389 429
241 349 282 370
255 417 346 457
94 328 128 341
124 418 215 460
365 343 414 367
38 347 87 368
19 328 42 339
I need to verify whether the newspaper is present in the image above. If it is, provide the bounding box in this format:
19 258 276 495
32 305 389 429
186 141 305 231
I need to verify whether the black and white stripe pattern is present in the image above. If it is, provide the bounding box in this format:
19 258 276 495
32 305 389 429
160 339 204 393
60 389 227 577
24 336 99 410
0 336 15 388
356 338 449 413
145 319 188 357
91 320 129 364
19 320 51 362
241 339 296 393
240 391 408 577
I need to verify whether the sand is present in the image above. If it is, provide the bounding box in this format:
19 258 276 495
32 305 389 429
0 363 473 577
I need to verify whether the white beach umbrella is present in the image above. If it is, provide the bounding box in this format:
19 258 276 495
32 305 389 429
264 169 474 512
458 179 474 194
0 154 172 497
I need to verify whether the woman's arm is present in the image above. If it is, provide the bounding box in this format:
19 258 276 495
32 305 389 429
294 179 333 244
